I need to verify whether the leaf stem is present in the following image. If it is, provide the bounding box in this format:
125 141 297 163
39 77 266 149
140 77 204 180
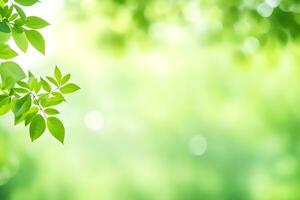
30 91 47 119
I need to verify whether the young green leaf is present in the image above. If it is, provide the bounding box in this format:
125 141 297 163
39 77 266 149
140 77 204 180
0 31 11 43
44 108 59 115
7 5 14 17
41 96 64 107
14 0 38 6
61 74 71 85
46 76 58 87
51 92 65 100
33 80 42 93
25 30 45 54
12 27 28 52
37 93 49 101
60 83 80 94
47 117 65 144
13 93 31 118
41 78 51 92
14 18 27 26
9 13 18 21
0 61 26 83
0 21 10 33
24 106 38 126
28 71 35 80
25 16 49 29
30 114 46 141
0 95 10 106
54 66 62 83
17 81 30 89
0 44 18 59
14 4 26 20
0 103 11 116
2 77 15 90
14 88 29 94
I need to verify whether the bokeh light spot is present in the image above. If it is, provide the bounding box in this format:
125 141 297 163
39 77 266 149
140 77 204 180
257 3 273 17
188 135 207 156
266 0 280 8
84 111 105 132
242 36 260 53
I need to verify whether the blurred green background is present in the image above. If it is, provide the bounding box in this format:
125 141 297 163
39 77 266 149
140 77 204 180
2 0 300 199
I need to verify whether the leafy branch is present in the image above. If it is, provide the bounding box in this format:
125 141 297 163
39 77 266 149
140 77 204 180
0 0 79 143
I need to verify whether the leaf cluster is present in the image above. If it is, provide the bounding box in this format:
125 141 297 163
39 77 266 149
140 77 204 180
0 0 48 57
200 0 300 45
0 0 79 143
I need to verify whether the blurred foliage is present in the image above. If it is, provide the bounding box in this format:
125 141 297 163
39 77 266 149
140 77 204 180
1 0 300 200
64 0 190 51
64 0 300 49
200 0 300 45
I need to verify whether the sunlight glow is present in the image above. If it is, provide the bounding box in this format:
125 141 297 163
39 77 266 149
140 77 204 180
257 3 273 17
84 111 105 132
188 135 207 156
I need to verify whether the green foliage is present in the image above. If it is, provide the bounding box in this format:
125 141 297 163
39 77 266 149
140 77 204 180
0 0 79 143
200 0 300 44
66 0 300 50
65 0 186 51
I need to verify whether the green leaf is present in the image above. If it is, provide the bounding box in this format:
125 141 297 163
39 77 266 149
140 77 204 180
2 77 14 90
60 83 80 94
0 62 26 85
61 74 71 85
14 112 27 125
0 21 10 33
10 89 20 98
24 106 38 126
0 103 11 116
0 94 11 116
0 44 18 59
28 71 35 80
14 18 26 26
30 114 46 141
17 80 30 89
14 0 38 6
44 108 59 115
7 5 14 18
0 0 4 7
54 66 62 83
34 80 42 93
37 93 49 101
40 78 51 92
14 4 26 20
25 30 45 54
28 77 40 92
9 13 18 21
51 92 65 100
25 16 49 29
47 117 65 144
12 27 28 52
41 96 64 107
46 76 58 86
14 87 29 94
0 31 11 43
0 95 10 106
13 93 31 118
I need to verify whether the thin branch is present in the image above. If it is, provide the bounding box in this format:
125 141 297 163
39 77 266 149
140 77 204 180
30 91 47 119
